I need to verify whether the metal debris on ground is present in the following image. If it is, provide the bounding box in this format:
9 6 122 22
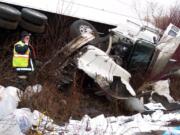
0 84 179 135
34 110 179 135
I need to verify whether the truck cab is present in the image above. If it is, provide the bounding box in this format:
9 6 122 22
110 24 157 73
110 23 180 82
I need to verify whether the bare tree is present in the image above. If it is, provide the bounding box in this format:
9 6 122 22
145 1 180 30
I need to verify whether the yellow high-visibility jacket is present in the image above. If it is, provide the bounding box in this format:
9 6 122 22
12 41 30 67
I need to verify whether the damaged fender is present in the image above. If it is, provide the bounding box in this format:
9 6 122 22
77 45 136 99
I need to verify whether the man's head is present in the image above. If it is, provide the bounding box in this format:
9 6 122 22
20 31 31 44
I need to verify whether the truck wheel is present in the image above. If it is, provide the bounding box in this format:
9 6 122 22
0 3 21 21
19 19 45 33
70 19 99 45
21 8 48 25
0 17 18 30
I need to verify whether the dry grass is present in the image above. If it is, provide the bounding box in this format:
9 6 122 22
20 71 122 122
0 13 122 120
19 82 74 122
153 3 180 30
0 30 20 86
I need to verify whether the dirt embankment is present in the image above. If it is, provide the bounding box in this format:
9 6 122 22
0 14 180 135
0 14 125 123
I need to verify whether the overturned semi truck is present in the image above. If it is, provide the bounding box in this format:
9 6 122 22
0 0 180 110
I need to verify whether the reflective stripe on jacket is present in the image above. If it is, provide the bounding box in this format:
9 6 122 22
12 41 30 67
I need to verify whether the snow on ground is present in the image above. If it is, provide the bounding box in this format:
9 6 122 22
0 84 179 135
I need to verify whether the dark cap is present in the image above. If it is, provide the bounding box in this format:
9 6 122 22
20 31 31 39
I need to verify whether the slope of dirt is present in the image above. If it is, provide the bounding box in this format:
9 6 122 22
0 14 125 122
19 71 125 124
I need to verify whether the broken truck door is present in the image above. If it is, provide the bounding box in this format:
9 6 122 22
77 45 136 99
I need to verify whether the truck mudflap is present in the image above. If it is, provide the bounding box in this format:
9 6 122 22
77 45 136 99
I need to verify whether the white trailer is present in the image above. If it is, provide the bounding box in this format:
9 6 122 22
0 0 159 42
0 0 136 26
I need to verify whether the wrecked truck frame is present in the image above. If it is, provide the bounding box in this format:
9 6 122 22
104 23 180 84
43 25 180 102
42 33 137 100
77 45 136 99
41 21 180 104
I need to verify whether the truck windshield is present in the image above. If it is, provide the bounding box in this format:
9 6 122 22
127 40 155 73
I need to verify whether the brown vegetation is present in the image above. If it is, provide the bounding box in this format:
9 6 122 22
152 2 180 30
0 13 123 135
0 4 180 134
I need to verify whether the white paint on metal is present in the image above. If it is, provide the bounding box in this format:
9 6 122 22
77 45 136 96
152 36 180 76
0 0 138 26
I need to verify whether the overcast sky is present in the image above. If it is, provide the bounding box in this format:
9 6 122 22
142 0 178 8
114 0 178 25
122 0 178 9
117 0 180 14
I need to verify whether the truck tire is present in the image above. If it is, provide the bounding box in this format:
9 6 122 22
70 20 99 45
0 3 21 21
19 19 45 33
21 8 48 25
0 17 18 30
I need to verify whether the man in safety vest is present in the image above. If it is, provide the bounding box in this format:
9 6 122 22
12 31 36 79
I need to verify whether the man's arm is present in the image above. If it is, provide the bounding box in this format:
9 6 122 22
15 44 29 54
28 44 36 59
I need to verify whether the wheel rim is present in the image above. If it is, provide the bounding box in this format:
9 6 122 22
79 25 93 35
